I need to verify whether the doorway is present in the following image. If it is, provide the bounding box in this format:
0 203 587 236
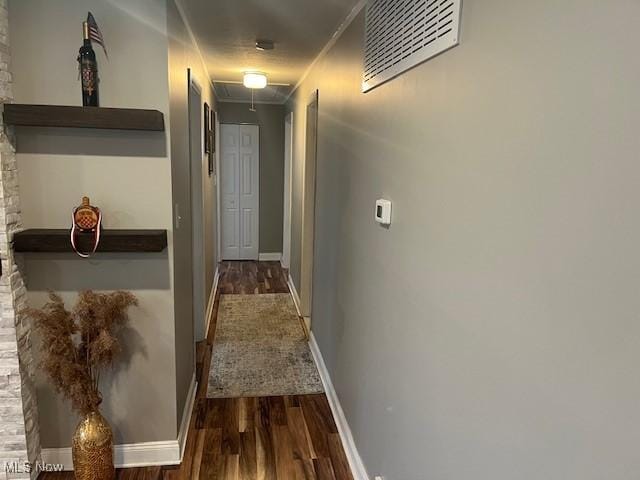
220 123 260 260
282 112 293 269
300 90 319 326
188 72 207 341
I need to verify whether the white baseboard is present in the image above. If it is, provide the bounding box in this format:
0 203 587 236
41 374 198 471
41 440 180 471
287 273 303 318
258 252 282 261
178 373 197 461
309 332 370 480
205 266 220 337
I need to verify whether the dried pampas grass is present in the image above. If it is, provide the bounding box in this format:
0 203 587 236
24 290 137 415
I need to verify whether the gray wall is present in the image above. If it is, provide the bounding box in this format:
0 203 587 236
288 2 640 479
167 0 218 426
10 0 176 446
218 102 284 254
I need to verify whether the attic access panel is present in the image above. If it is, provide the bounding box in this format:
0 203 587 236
362 0 461 92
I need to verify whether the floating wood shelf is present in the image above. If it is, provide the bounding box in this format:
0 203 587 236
13 229 167 253
3 104 165 131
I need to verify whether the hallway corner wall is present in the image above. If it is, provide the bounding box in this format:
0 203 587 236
167 0 218 431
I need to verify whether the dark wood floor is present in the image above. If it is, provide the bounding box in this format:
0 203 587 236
40 467 171 480
41 261 351 480
218 261 290 295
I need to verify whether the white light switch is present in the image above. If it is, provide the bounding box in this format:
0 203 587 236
375 199 392 225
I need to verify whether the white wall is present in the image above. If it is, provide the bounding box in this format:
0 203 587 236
288 1 640 478
10 0 177 446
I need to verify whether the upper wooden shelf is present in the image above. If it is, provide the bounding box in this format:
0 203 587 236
3 104 165 131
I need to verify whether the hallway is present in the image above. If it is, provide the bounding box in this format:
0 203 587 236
175 261 353 479
5 1 640 478
41 261 352 480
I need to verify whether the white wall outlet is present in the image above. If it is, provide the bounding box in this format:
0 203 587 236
374 476 385 480
375 199 392 225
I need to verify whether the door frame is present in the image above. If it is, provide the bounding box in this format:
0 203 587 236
215 109 221 263
300 90 319 329
282 112 294 269
188 70 207 342
218 122 261 260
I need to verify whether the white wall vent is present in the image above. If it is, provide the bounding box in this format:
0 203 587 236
362 0 461 92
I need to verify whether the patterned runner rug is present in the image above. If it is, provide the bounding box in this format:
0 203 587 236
207 293 324 398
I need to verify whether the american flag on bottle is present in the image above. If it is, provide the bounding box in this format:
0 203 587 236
87 12 108 58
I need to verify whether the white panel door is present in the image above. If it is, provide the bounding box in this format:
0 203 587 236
220 124 259 260
239 125 259 260
221 124 240 259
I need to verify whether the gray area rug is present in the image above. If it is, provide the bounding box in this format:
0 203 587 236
207 293 324 398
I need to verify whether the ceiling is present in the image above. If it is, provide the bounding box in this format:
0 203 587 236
179 0 362 103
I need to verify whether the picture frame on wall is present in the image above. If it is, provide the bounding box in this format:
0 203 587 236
204 102 211 153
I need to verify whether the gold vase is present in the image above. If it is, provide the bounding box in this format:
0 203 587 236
72 410 115 480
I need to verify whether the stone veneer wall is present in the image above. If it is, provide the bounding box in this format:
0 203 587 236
0 0 41 477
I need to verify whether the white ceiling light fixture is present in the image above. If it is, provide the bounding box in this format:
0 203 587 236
243 72 268 89
243 72 268 113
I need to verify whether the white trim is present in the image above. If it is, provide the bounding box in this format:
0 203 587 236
285 0 367 103
41 441 181 471
298 90 319 331
287 273 303 318
287 274 310 331
258 252 282 261
282 112 293 269
205 266 220 336
178 373 198 461
174 0 215 91
215 112 221 262
188 70 207 343
309 333 370 480
303 316 311 332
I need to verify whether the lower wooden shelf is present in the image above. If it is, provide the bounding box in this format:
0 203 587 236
13 229 167 253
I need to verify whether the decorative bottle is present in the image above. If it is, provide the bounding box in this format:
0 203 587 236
73 197 100 230
78 21 99 107
71 197 102 258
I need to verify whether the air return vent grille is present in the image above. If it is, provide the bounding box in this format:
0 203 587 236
363 0 461 92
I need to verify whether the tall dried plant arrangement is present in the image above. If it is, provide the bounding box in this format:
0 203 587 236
24 290 137 415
